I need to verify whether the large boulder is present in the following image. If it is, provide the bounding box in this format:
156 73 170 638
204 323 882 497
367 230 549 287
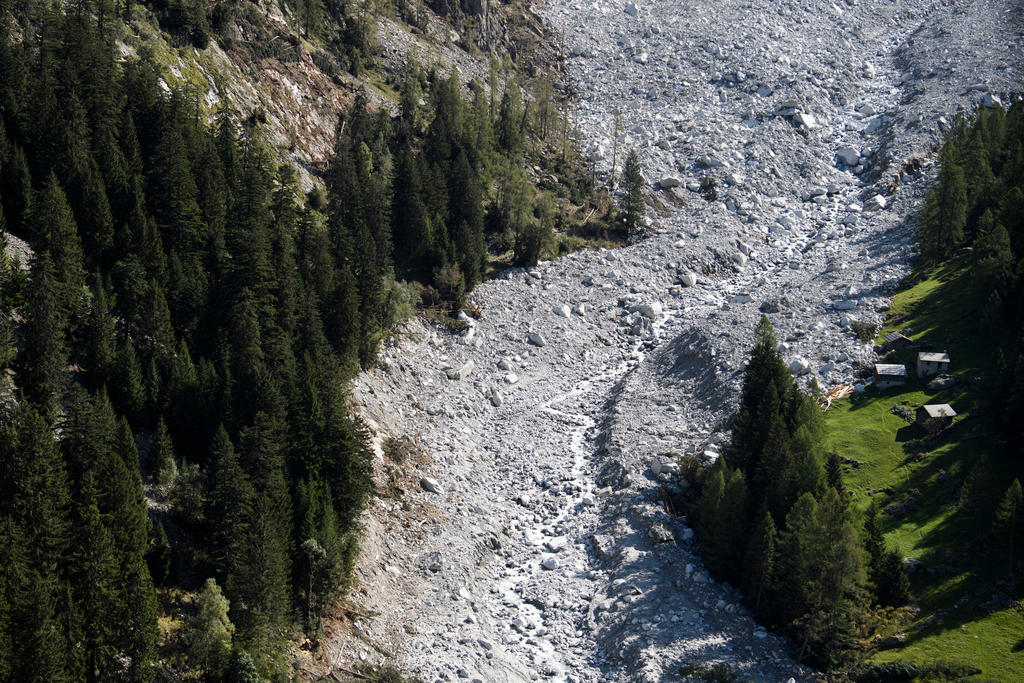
648 524 674 544
788 357 811 375
446 361 476 380
678 270 698 287
633 301 663 319
836 146 860 166
591 534 616 561
794 111 817 129
863 194 887 211
420 477 443 494
527 332 547 347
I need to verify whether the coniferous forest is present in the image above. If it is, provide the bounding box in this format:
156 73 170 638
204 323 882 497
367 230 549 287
0 0 606 678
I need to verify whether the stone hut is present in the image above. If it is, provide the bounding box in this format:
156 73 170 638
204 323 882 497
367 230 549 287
917 351 950 378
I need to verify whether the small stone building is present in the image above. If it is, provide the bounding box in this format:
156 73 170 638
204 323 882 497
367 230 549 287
917 351 950 378
916 404 956 433
874 363 908 389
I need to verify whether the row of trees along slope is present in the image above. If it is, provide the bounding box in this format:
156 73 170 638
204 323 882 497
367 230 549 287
0 0 606 679
695 318 912 671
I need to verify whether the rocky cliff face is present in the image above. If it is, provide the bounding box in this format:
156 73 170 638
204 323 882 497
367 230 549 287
319 0 1022 680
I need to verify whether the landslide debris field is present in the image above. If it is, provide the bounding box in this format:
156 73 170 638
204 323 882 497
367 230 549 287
328 0 1022 680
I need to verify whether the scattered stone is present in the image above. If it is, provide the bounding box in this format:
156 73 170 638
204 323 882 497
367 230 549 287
592 534 616 561
648 524 674 544
788 357 811 375
633 301 663 319
836 146 860 166
927 374 958 391
446 361 476 380
863 194 887 211
420 477 443 494
528 332 547 347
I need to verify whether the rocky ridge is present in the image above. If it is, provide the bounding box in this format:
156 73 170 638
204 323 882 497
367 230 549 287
324 0 1023 680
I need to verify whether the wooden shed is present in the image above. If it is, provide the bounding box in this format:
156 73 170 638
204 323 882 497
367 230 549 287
917 351 950 378
874 363 907 389
916 404 956 433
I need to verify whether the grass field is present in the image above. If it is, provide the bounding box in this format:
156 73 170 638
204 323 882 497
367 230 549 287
822 261 1024 680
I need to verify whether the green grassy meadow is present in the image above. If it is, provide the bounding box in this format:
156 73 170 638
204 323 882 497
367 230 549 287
822 262 1024 679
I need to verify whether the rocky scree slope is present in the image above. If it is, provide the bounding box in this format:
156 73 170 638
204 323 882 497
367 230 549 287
331 0 1022 680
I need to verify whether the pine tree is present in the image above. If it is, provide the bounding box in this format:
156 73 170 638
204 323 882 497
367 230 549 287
825 452 844 493
189 577 234 679
743 509 779 620
225 647 261 683
697 458 726 567
152 417 178 487
875 547 910 608
782 490 864 666
119 557 158 682
34 173 86 320
148 124 205 253
918 145 967 262
995 479 1024 574
620 149 645 237
146 519 171 586
974 221 1014 294
959 457 993 532
19 255 70 418
728 317 792 473
70 471 120 682
85 279 117 386
496 81 524 157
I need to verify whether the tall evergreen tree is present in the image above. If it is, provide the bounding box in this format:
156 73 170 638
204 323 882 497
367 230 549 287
918 144 968 262
995 479 1024 575
620 149 645 237
18 253 68 418
33 173 86 320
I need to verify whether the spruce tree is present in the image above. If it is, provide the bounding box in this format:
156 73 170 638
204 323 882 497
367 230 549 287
152 417 178 487
995 479 1024 574
20 254 69 417
918 145 967 262
875 547 911 607
34 173 86 320
620 149 645 237
189 577 234 679
70 471 120 682
744 509 779 620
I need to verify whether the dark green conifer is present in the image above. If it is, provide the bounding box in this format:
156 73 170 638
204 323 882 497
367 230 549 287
918 145 967 262
19 253 69 418
995 479 1024 574
620 149 645 237
152 417 178 487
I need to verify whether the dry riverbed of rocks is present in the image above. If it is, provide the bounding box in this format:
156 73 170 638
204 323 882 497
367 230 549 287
324 0 1023 680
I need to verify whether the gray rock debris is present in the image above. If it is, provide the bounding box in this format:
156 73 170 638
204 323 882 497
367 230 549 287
343 0 1021 680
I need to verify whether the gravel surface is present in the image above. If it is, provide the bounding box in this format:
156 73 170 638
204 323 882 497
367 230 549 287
337 0 1023 680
